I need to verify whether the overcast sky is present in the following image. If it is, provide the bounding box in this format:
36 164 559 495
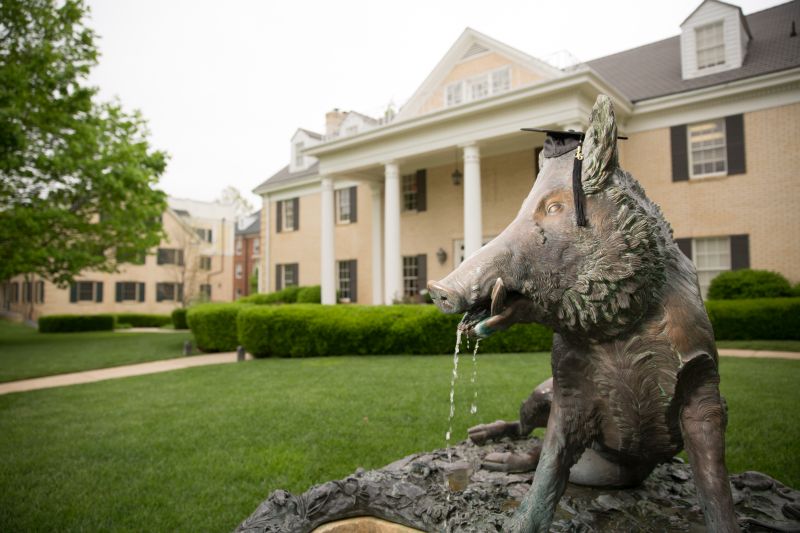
86 0 784 208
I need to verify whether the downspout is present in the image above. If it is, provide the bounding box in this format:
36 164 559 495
205 217 227 301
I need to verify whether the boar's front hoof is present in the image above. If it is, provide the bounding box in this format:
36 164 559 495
468 420 522 444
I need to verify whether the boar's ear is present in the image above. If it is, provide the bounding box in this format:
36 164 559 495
582 95 618 194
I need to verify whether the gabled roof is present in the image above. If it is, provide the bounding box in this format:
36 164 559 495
296 128 322 140
252 161 320 195
395 27 562 120
587 1 799 102
236 210 261 236
680 0 752 38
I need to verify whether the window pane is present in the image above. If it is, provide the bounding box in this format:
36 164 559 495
337 261 351 299
402 175 417 211
491 68 510 94
688 119 726 177
78 282 94 301
403 256 419 297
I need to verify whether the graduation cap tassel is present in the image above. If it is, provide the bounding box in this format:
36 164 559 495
572 143 587 227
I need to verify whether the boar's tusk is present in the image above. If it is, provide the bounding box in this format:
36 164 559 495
490 278 506 317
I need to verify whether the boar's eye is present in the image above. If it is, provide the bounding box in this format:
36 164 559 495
546 202 564 215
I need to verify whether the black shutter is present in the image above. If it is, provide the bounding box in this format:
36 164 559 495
95 282 103 303
670 125 689 181
416 169 427 211
177 283 184 303
292 263 299 286
275 265 282 290
37 281 44 304
70 284 78 303
349 260 358 303
293 198 300 230
157 248 166 265
138 283 145 302
349 186 358 223
156 283 164 302
416 254 427 295
116 282 123 302
725 114 746 175
276 201 283 233
177 250 184 266
675 238 693 260
730 234 750 270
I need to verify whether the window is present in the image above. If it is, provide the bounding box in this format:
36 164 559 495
253 238 260 255
294 142 304 167
402 174 418 211
115 282 145 302
337 260 357 302
157 248 184 266
336 187 357 224
199 256 212 270
276 263 298 290
445 67 511 107
689 119 726 177
277 198 299 232
71 281 103 303
199 284 212 299
693 237 731 298
35 281 44 304
156 282 183 302
696 21 725 70
9 282 19 303
195 228 213 243
235 238 243 255
235 263 244 279
22 281 32 303
403 256 419 298
446 82 463 106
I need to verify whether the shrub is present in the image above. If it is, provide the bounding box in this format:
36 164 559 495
707 269 793 300
239 286 307 305
793 283 800 297
171 308 189 330
296 285 321 304
237 304 553 358
187 303 250 352
39 314 115 333
706 298 800 340
113 313 172 328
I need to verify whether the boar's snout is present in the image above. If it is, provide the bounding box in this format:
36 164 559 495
427 280 469 314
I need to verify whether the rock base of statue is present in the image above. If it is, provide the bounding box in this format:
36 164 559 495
236 438 800 533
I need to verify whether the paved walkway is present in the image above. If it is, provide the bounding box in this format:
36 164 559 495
0 352 250 395
0 349 796 396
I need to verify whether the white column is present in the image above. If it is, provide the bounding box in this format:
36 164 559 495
260 198 270 293
383 162 402 304
463 143 482 259
320 176 336 305
370 181 383 305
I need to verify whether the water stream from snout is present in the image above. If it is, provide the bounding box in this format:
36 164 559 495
444 329 481 532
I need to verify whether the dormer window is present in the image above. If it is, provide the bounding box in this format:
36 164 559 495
294 142 304 168
696 21 725 70
445 66 511 108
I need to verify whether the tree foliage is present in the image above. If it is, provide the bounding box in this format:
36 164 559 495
0 0 168 286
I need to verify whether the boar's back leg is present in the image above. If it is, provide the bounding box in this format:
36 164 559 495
468 377 553 445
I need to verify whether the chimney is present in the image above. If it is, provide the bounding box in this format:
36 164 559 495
325 108 347 137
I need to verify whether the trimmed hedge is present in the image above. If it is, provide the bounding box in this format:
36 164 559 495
238 286 319 305
187 303 251 352
705 298 800 340
114 313 172 328
296 285 321 303
171 308 189 330
707 269 793 300
39 314 115 333
237 304 553 358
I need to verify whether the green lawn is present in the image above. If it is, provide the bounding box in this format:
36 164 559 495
0 353 797 532
0 320 195 382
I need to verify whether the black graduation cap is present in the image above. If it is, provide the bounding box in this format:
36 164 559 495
521 128 628 227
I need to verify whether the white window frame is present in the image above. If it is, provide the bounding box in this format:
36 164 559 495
235 238 243 255
253 238 260 255
402 256 419 298
118 281 141 302
692 236 731 299
294 142 304 168
695 21 725 70
444 66 512 108
281 264 297 287
235 263 243 279
337 260 352 302
281 199 296 231
199 256 212 270
688 118 727 179
335 189 352 224
401 174 418 212
76 281 99 302
195 227 212 243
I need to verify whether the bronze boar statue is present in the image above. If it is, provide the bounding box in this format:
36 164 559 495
428 95 739 532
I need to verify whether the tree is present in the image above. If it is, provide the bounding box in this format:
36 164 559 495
0 0 168 287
